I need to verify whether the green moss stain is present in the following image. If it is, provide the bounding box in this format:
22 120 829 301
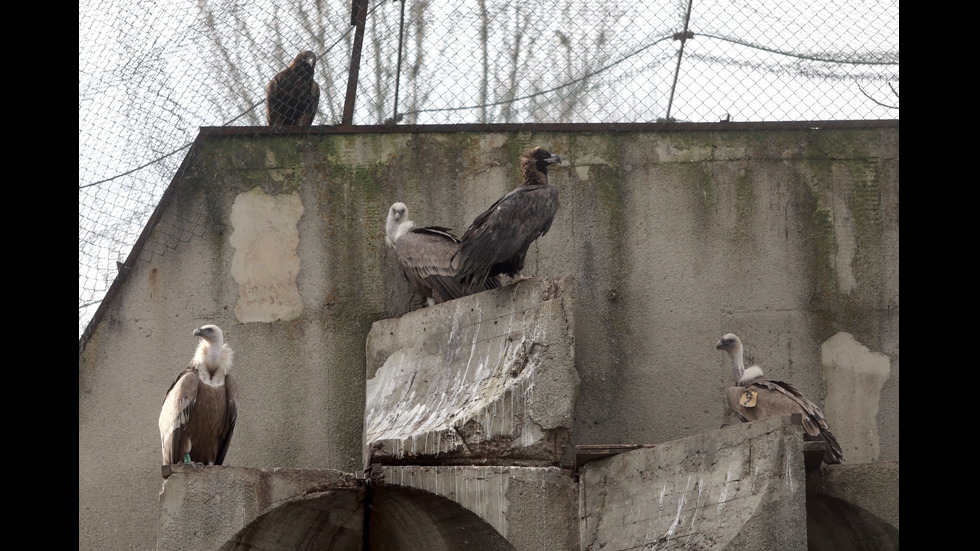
798 156 845 334
584 136 631 442
796 128 890 338
733 167 756 244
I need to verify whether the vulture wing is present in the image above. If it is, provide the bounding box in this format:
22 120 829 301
214 373 239 466
454 183 559 288
159 366 199 465
397 226 499 303
727 378 843 464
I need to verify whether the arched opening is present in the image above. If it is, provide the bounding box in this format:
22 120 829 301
368 485 516 551
807 493 899 551
218 484 514 550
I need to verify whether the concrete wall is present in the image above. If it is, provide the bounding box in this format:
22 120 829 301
79 125 898 550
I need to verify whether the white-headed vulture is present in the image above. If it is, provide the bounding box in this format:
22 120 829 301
716 333 843 465
158 325 238 467
386 202 499 306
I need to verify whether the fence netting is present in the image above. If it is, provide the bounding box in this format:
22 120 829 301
79 0 899 338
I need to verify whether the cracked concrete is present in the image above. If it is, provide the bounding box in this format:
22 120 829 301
363 276 580 467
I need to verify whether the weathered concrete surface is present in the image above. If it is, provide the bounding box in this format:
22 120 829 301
821 332 893 464
78 127 899 551
364 276 579 467
158 466 363 551
579 415 809 551
377 465 579 551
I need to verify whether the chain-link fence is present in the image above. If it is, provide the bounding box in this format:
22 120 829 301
79 0 899 338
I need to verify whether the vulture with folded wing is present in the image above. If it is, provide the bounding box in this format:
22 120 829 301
158 325 238 467
266 50 320 126
716 333 843 465
452 147 562 292
386 202 499 306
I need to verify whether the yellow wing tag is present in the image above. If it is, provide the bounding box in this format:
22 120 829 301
740 389 758 408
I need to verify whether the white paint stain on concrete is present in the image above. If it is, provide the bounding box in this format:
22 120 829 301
229 187 304 322
822 331 891 463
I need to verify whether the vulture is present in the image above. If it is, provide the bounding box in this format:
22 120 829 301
716 333 843 465
265 50 320 126
158 325 238 466
452 147 562 291
386 202 499 306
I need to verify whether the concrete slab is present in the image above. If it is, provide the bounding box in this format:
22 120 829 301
579 415 808 551
364 276 579 467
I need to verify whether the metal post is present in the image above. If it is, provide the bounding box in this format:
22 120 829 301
342 0 369 127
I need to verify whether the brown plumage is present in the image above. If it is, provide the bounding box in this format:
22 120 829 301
716 333 843 465
265 50 320 126
452 147 562 291
386 202 499 306
158 325 238 467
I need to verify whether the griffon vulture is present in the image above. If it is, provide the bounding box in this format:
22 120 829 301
386 202 499 306
452 147 562 291
266 50 320 126
158 325 238 466
715 333 842 464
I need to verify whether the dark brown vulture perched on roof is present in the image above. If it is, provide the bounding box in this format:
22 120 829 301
716 333 843 465
452 147 562 292
265 50 320 126
158 325 238 467
386 202 500 306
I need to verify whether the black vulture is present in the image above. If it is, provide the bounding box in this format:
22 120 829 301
266 50 320 126
452 147 562 291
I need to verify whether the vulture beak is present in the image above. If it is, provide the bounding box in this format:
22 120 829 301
545 154 562 165
193 328 204 337
715 340 725 350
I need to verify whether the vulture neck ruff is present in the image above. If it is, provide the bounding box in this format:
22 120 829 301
739 365 764 385
193 340 233 386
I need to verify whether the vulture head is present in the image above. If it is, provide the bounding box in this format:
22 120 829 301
386 202 415 248
291 50 316 72
193 324 222 342
716 333 748 383
521 147 563 186
192 324 232 376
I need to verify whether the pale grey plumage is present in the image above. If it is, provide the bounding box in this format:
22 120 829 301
386 203 499 306
716 333 842 465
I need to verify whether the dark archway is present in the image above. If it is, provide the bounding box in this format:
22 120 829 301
218 484 515 550
807 493 899 551
368 485 516 551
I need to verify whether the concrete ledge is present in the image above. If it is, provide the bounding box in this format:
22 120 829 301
364 276 579 467
378 465 579 551
578 415 808 551
157 465 363 551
